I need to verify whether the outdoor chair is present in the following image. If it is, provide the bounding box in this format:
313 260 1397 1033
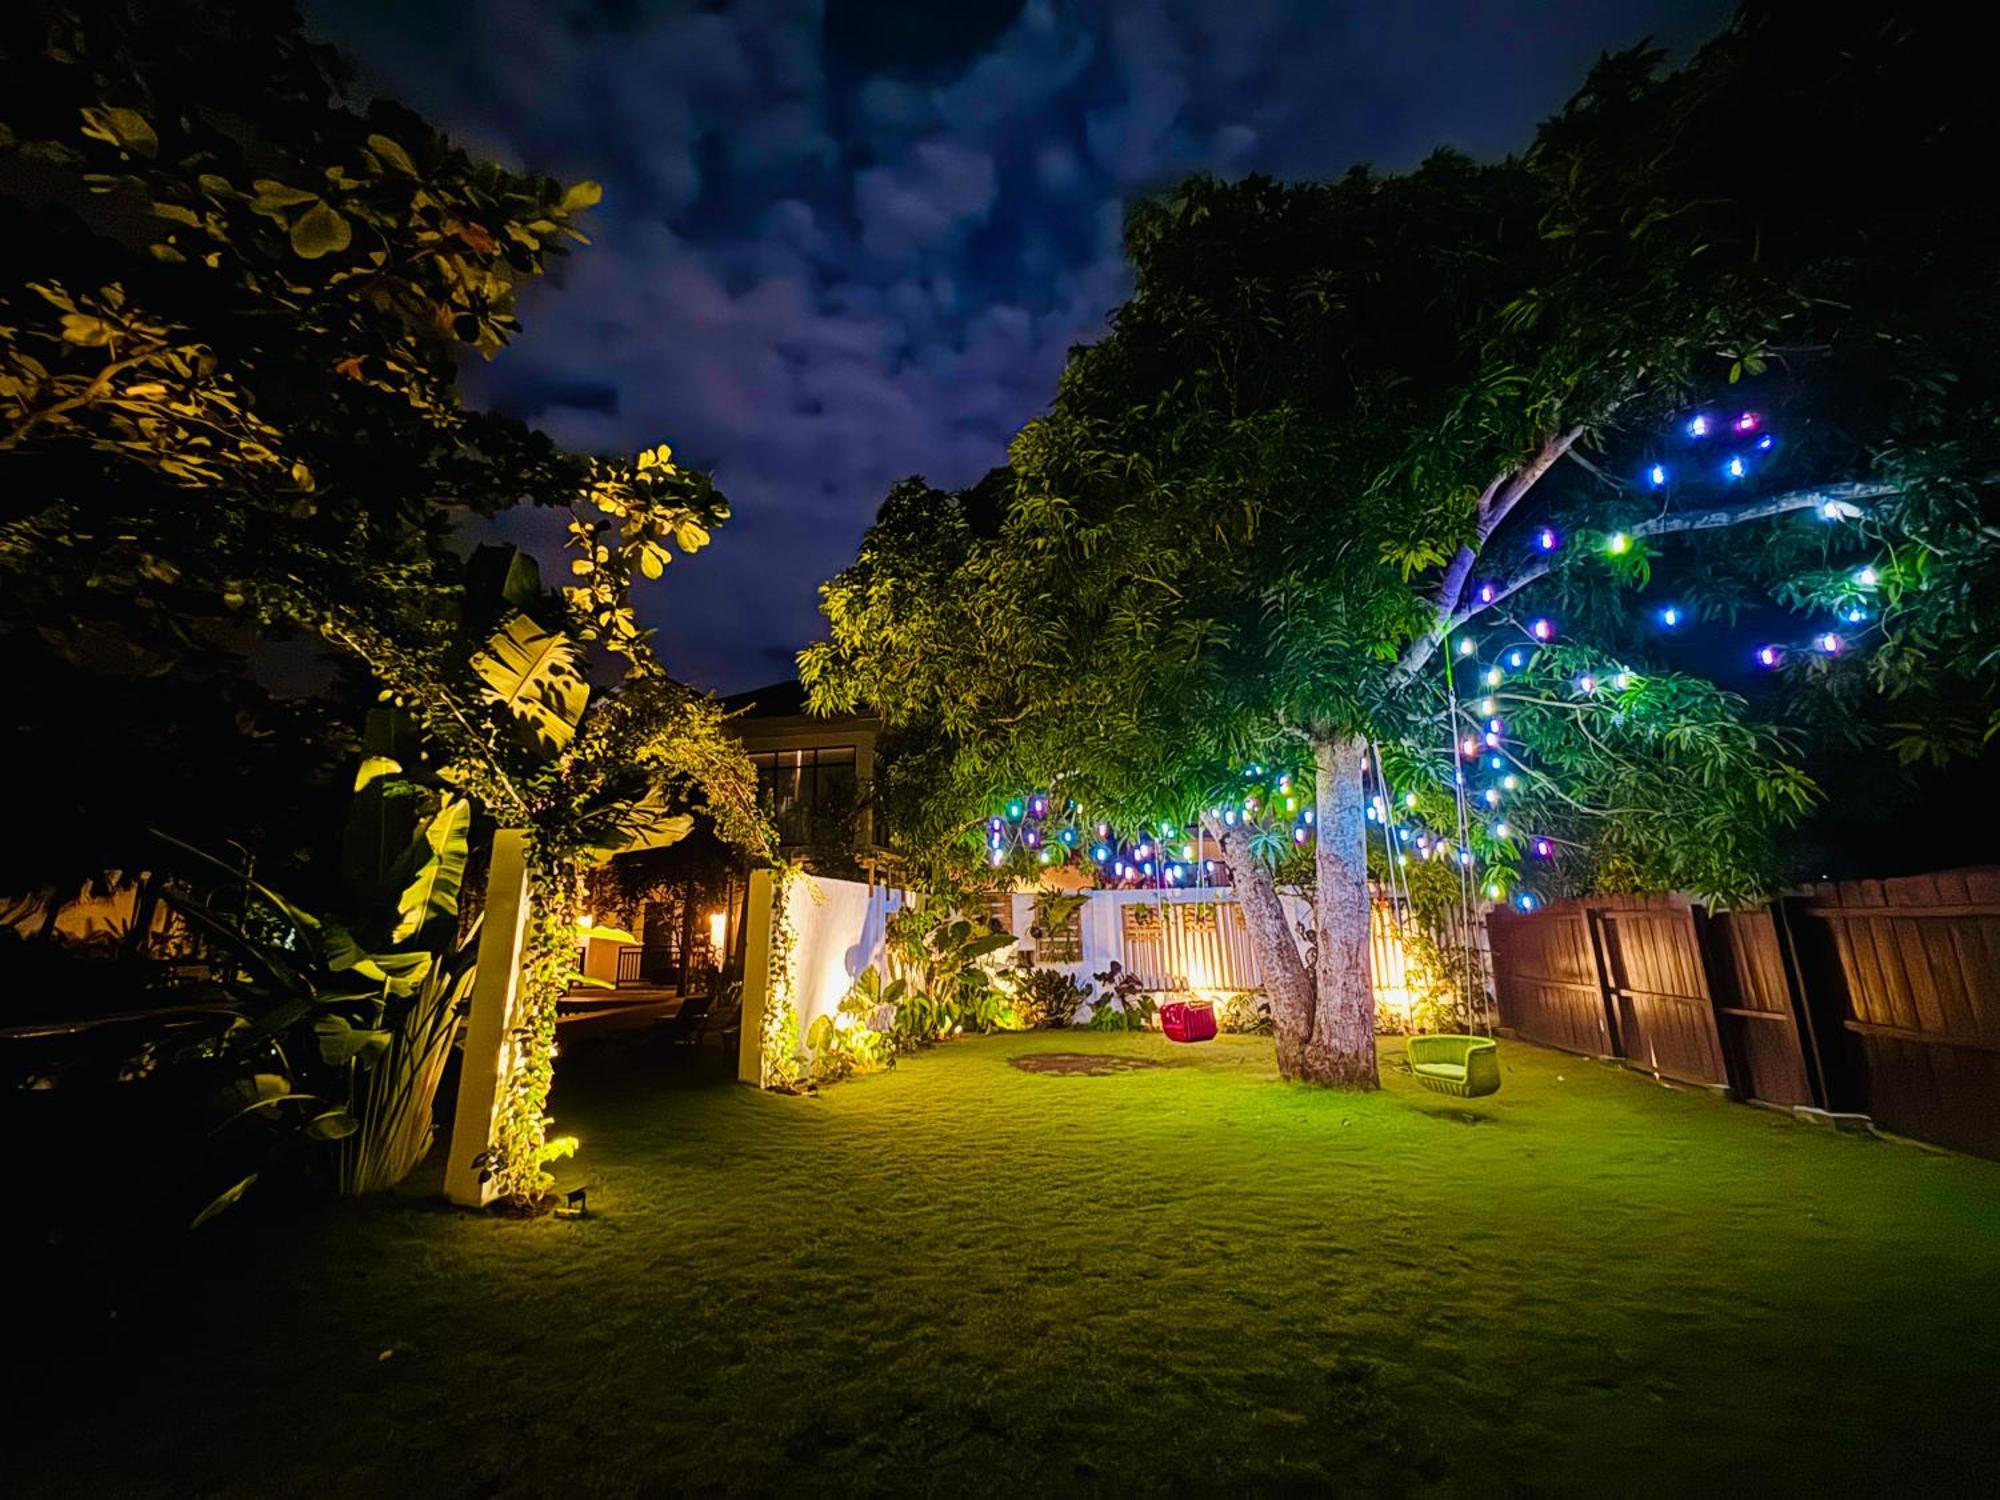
653 989 714 1045
1406 1034 1502 1098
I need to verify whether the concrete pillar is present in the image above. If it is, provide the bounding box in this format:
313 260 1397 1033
736 867 777 1086
445 829 532 1207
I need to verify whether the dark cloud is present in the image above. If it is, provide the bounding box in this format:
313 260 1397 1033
310 0 1731 691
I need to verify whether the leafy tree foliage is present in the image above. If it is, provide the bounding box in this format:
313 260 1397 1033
1 2 772 1198
0 0 723 891
806 3 1999 1087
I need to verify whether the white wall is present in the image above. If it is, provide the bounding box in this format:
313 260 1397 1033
784 874 909 1034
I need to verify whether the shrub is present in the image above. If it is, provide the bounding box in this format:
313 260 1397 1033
1012 967 1093 1029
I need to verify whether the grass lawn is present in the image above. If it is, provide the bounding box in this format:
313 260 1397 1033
15 1029 2000 1496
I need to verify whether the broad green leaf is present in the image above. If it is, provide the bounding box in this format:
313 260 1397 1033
961 932 1018 961
353 755 401 793
471 612 590 753
290 202 351 259
304 1109 360 1140
81 105 157 158
191 1174 258 1231
388 795 470 943
365 132 418 176
314 1014 393 1066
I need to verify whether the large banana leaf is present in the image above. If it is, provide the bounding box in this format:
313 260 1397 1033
471 611 590 753
387 795 470 944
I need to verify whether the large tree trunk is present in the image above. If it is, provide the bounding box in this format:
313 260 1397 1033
1204 812 1314 1073
1202 731 1376 1087
1305 734 1377 1087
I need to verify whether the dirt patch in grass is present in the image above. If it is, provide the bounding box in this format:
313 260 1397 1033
1009 1050 1170 1076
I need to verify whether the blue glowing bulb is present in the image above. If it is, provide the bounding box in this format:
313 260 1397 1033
1756 644 1781 668
1687 414 1711 438
1648 464 1668 488
1756 435 1774 451
1725 456 1747 480
1536 527 1559 552
1508 649 1525 668
1816 632 1843 655
1530 618 1555 641
1093 844 1110 861
1517 893 1537 912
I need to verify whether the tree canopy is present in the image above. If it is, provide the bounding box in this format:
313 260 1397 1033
803 2 2000 1084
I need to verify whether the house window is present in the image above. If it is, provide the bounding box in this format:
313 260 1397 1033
1033 904 1083 963
747 745 857 846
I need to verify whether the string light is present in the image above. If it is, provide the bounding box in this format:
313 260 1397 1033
1507 648 1526 668
1516 892 1538 911
1733 411 1762 434
1854 566 1878 587
1607 532 1630 555
1534 838 1553 858
1530 618 1554 641
1457 636 1477 657
1756 644 1782 668
1477 583 1496 603
1816 632 1843 655
1648 464 1668 488
1484 666 1503 687
1660 605 1681 627
1725 456 1747 480
1686 414 1711 438
1536 528 1560 552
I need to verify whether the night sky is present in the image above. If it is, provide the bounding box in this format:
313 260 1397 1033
308 0 1732 692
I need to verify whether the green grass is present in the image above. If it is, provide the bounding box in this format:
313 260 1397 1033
18 1031 2000 1496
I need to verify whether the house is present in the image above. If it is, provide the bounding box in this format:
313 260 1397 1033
722 679 885 868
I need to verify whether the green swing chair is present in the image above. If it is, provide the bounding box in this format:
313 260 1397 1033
1406 1034 1502 1099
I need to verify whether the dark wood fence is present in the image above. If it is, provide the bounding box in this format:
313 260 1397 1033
1487 867 2000 1158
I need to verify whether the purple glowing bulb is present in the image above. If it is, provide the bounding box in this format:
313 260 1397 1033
1536 528 1559 552
1756 644 1781 668
1530 618 1555 642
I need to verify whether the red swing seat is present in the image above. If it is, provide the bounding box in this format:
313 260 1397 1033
1159 999 1217 1043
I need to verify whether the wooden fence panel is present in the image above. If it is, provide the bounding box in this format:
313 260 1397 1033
1705 907 1817 1107
1488 904 1615 1057
1802 869 2000 1157
1596 899 1730 1088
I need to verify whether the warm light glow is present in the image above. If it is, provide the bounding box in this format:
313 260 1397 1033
708 909 727 954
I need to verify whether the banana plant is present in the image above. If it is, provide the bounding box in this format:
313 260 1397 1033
155 735 482 1204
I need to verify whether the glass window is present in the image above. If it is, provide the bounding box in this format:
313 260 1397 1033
748 745 858 846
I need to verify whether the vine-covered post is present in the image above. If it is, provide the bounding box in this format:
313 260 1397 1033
445 830 533 1207
736 866 777 1085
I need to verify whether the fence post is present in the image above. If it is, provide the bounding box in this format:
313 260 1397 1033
445 828 532 1208
735 866 777 1086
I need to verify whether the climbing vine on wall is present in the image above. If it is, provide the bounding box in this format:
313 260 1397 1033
757 863 806 1091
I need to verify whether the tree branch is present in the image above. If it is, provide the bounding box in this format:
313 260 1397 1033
1424 479 1902 645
